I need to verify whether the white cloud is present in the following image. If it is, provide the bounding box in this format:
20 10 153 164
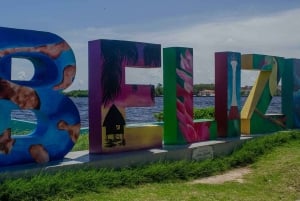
11 58 35 81
63 8 300 90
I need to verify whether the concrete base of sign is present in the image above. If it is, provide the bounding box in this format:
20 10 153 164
0 135 253 177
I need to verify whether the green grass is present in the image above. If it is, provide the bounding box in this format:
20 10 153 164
0 131 299 201
11 120 36 135
72 131 89 151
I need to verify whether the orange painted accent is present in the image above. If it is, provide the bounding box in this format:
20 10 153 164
241 119 250 134
241 54 254 70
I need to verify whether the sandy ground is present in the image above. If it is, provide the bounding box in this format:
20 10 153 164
190 167 252 184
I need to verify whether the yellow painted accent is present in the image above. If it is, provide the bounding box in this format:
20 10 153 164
269 57 278 96
241 54 281 134
241 71 271 119
101 124 163 153
241 119 250 134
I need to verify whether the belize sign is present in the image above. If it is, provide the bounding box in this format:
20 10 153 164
0 27 299 166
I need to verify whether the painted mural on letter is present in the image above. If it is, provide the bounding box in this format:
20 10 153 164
0 27 80 166
241 54 285 134
163 47 211 145
88 39 162 153
215 52 241 138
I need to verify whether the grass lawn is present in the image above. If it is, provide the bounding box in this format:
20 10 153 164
69 140 300 201
0 131 299 201
72 131 89 151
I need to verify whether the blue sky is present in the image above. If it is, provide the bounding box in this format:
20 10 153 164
1 0 300 90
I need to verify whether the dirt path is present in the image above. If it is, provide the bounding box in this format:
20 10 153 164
190 167 252 184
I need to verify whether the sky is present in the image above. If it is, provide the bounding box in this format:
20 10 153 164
1 0 300 90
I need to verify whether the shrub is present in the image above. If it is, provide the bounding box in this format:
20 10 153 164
0 131 299 201
153 107 215 122
193 107 215 119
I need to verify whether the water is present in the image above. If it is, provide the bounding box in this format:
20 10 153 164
11 96 282 127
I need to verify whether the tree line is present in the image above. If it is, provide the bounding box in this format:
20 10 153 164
63 90 88 97
63 83 215 97
64 83 282 97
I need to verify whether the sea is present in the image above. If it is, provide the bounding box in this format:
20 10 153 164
11 96 282 128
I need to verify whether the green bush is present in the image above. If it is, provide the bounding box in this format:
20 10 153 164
153 112 164 122
153 107 215 122
227 131 299 167
193 107 214 119
0 131 299 201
